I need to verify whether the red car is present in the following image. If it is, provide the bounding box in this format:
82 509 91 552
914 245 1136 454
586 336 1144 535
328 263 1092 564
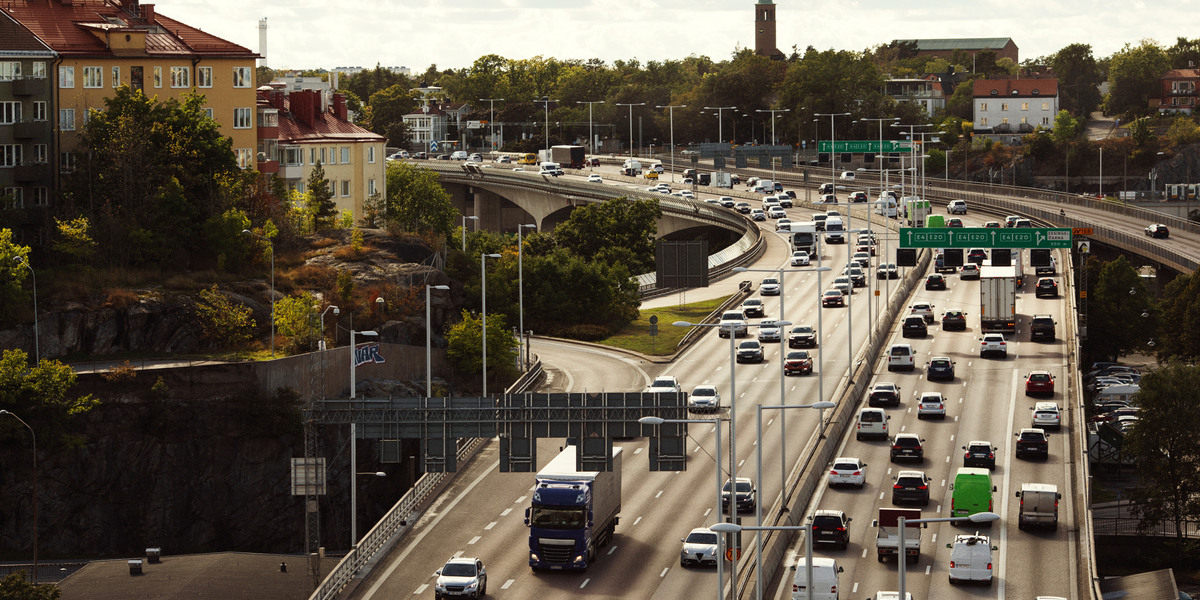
1025 371 1055 396
784 351 813 376
822 290 845 307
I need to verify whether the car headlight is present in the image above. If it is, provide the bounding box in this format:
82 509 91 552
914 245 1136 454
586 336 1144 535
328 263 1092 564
435 582 447 592
464 581 479 591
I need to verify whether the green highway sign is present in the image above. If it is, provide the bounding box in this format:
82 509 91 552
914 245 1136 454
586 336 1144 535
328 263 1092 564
818 140 913 153
898 227 1073 249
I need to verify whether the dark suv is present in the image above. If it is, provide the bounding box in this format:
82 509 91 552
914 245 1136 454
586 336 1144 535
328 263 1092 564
891 470 931 506
789 325 817 348
962 441 997 470
890 433 925 462
868 382 902 407
1015 428 1049 459
1035 278 1059 298
809 510 851 550
1030 315 1056 341
901 315 928 338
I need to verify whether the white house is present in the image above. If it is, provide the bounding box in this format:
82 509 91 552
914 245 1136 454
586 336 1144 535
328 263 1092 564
972 78 1059 144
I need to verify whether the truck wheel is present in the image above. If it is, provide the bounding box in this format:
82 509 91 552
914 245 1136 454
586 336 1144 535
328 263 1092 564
877 553 884 563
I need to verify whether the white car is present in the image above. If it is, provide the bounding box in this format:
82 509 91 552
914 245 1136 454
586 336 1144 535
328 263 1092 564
719 310 748 338
947 200 968 214
828 457 867 488
839 171 856 181
948 534 996 585
757 320 782 342
767 206 786 219
1031 401 1061 429
645 375 681 394
887 344 915 371
651 164 665 173
680 190 696 199
587 174 603 183
680 527 719 567
493 155 511 164
776 218 792 231
791 251 810 266
688 385 721 413
435 557 487 599
917 392 947 419
816 194 838 204
980 333 1008 358
909 302 936 324
760 277 781 296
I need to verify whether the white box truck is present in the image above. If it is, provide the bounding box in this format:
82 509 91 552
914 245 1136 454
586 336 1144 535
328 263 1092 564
979 265 1018 332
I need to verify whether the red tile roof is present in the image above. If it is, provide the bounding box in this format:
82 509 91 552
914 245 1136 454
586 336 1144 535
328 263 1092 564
1 0 256 58
0 11 54 53
972 78 1058 98
1162 69 1200 79
267 95 385 144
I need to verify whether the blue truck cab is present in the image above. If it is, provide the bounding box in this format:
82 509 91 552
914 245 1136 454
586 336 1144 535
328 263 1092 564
525 446 623 571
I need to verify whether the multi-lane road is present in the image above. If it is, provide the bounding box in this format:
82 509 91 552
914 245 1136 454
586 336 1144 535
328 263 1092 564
351 169 1078 600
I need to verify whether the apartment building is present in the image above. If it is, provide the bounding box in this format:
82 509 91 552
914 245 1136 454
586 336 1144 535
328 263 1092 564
973 78 1059 144
0 12 55 235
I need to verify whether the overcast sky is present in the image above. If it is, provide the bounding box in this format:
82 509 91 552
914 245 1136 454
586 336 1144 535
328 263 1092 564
162 0 1197 73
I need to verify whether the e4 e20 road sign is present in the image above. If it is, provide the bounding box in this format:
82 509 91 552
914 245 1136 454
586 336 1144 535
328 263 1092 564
899 227 1073 249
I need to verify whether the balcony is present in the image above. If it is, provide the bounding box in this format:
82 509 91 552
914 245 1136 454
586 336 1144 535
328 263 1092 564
258 159 279 174
279 163 304 180
14 120 48 139
12 78 47 96
15 162 50 182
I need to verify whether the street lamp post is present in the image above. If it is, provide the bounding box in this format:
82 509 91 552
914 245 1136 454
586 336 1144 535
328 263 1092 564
616 102 646 162
757 108 791 180
576 100 605 155
703 106 738 145
479 98 504 155
640 416 723 600
0 410 36 584
752 401 834 599
461 215 479 252
534 97 557 151
657 104 686 183
814 112 851 191
481 253 502 396
710 522 815 600
517 224 536 370
895 512 1000 600
348 324 378 547
242 230 275 357
13 256 37 362
426 286 449 396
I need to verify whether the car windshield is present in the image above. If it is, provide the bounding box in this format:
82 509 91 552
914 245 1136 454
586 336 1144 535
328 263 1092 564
685 532 718 545
529 506 586 529
693 388 715 397
441 563 477 577
968 445 990 453
651 378 675 387
787 351 809 360
931 360 950 368
723 480 753 492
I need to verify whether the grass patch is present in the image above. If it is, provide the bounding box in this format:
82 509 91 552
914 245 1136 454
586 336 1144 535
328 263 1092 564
597 296 732 355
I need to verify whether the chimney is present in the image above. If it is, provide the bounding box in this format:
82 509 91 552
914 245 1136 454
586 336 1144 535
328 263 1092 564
333 93 347 121
141 4 155 24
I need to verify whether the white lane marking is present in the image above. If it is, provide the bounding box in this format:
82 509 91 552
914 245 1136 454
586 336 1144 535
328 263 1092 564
998 368 1019 599
484 522 496 530
853 582 860 593
468 536 481 545
608 546 618 556
515 495 527 504
861 548 868 558
634 447 643 455
705 508 712 517
945 456 950 463
879 491 885 500
925 565 932 575
500 508 512 517
580 579 590 589
932 533 937 544
655 490 663 499
660 567 669 577
501 580 515 590
936 504 942 512
949 435 955 442
633 516 643 526
739 459 747 468
413 584 428 595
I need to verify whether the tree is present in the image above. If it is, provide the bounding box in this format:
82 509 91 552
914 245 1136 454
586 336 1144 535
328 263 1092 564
1167 37 1200 69
553 196 661 275
0 228 31 321
1051 110 1082 145
274 292 318 354
1124 361 1200 564
194 285 256 349
0 571 60 600
444 309 519 388
1165 115 1200 146
306 162 337 231
1050 43 1103 116
1154 271 1200 360
365 85 417 147
385 161 458 235
1105 41 1170 117
50 217 96 267
1085 255 1154 361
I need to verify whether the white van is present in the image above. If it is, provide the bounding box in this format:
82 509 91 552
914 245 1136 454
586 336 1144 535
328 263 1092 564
792 556 843 600
824 217 845 244
1016 483 1061 530
887 344 915 371
450 150 468 160
538 162 563 176
839 171 856 181
855 407 890 440
947 534 997 584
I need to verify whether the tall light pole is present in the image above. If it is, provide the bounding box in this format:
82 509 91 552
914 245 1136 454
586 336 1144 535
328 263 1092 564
616 102 646 162
576 100 605 155
857 116 900 190
657 104 686 182
425 286 449 396
481 253 501 396
242 230 275 357
757 108 790 180
319 305 339 350
895 512 999 600
640 416 723 600
517 223 536 370
534 97 557 151
815 112 851 190
13 256 37 362
703 106 738 145
752 401 834 598
348 323 378 546
461 215 479 252
893 123 936 199
0 410 36 584
710 522 814 600
479 97 504 155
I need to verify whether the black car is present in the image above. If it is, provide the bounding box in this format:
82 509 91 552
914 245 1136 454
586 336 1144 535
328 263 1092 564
890 434 925 462
1146 223 1170 238
1035 278 1059 298
962 441 997 470
891 470 931 506
1030 315 1056 341
967 249 988 265
721 477 757 513
1015 428 1049 459
941 310 967 331
925 274 947 290
788 325 817 348
927 356 956 381
868 382 902 407
741 299 765 317
736 340 764 363
901 315 928 338
809 510 851 550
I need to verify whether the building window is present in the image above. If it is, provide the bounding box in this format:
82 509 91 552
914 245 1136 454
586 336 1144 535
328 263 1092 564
297 181 306 194
0 62 20 81
32 187 47 207
283 147 302 166
59 66 74 88
59 109 75 131
1 145 21 167
198 66 213 88
235 148 253 169
1001 118 1009 125
31 62 45 78
233 67 251 88
980 117 989 126
154 66 162 88
82 66 103 88
320 148 326 164
1042 116 1051 126
1042 101 1050 111
112 66 120 88
34 144 47 163
368 178 376 195
367 147 375 163
1000 103 1009 111
60 152 75 173
3 188 23 209
979 102 987 111
202 107 214 120
1021 117 1028 125
0 102 20 124
309 148 316 165
33 101 46 121
340 180 350 196
1020 102 1028 111
341 147 350 164
170 66 190 88
233 107 252 129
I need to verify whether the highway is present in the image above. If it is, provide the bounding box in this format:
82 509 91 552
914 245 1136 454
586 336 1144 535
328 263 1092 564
351 167 1081 599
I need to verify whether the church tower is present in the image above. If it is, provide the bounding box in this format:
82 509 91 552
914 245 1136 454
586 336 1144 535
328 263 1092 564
754 0 785 60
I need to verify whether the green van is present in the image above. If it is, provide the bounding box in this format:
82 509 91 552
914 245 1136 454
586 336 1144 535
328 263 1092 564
949 468 997 521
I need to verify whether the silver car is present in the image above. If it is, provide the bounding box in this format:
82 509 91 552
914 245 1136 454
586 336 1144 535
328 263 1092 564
688 385 721 413
680 527 720 567
917 392 946 419
757 320 782 343
434 557 487 599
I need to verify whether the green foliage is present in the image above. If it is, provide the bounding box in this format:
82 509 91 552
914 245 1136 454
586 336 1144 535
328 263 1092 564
0 349 98 417
336 270 355 304
1130 116 1154 147
1154 271 1200 360
385 161 458 235
205 209 253 273
944 75 982 120
51 217 96 266
778 48 886 124
1050 43 1104 116
0 228 31 321
1123 361 1200 559
366 85 417 145
1105 40 1171 117
360 192 386 228
0 571 60 600
340 210 355 228
274 292 317 354
553 196 661 275
1165 116 1200 147
350 228 365 252
494 248 639 335
306 162 338 231
925 149 946 174
1167 37 1200 69
1051 110 1082 145
1084 255 1155 361
194 285 256 349
444 309 519 386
